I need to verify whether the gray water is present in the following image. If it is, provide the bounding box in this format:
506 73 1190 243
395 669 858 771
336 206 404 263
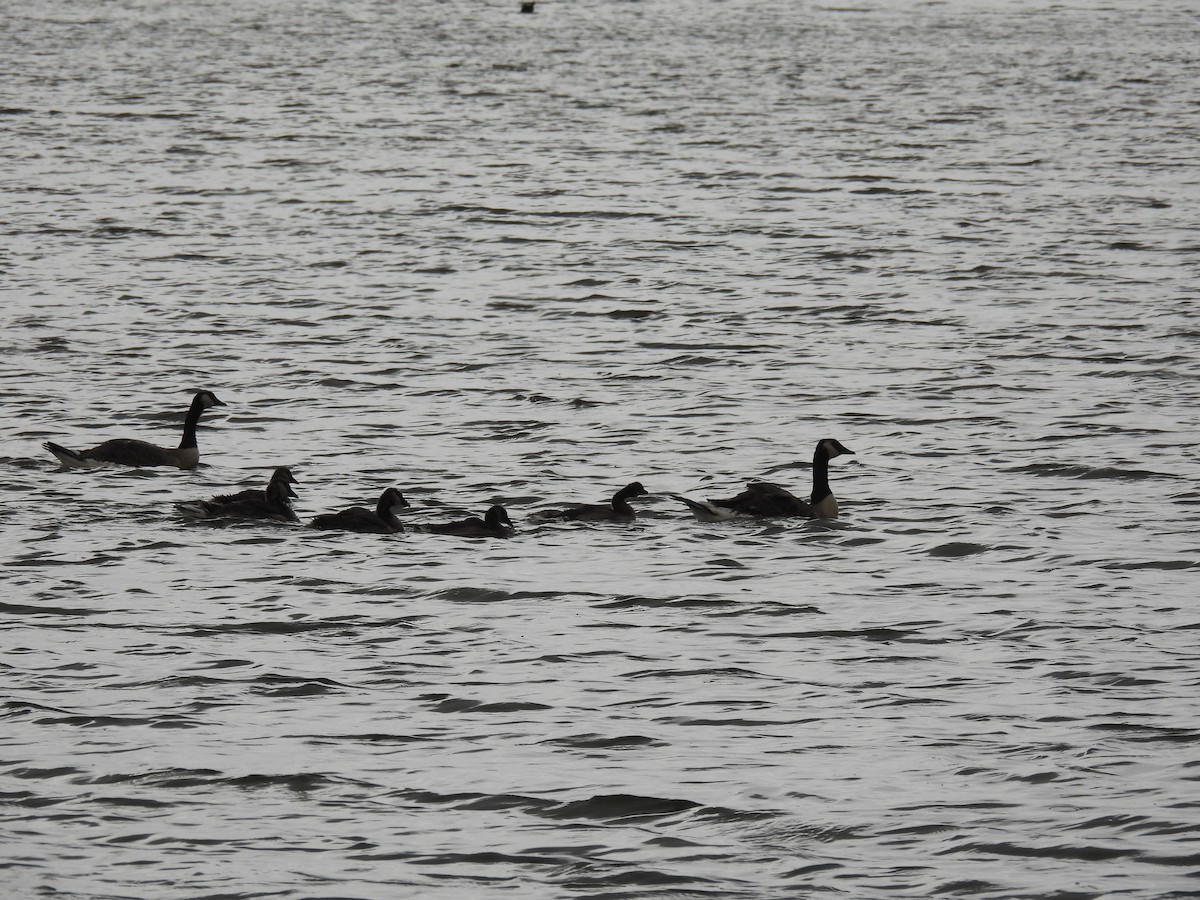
3 0 1200 897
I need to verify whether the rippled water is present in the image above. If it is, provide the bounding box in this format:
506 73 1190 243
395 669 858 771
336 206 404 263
3 0 1200 897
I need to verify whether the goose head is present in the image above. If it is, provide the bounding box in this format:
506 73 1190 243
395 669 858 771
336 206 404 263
266 479 295 506
618 481 649 500
194 391 226 410
815 439 854 461
380 487 411 517
485 505 514 531
271 467 300 499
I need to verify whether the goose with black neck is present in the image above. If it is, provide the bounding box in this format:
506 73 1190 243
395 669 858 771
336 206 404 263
675 439 855 521
44 390 226 470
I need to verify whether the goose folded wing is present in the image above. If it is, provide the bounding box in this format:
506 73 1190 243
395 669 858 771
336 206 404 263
724 482 811 517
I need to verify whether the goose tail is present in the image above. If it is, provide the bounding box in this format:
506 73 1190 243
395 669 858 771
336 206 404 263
174 500 210 517
671 493 739 522
44 441 100 469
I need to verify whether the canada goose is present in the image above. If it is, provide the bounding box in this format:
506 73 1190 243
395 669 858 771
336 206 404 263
308 487 409 534
676 439 854 521
423 505 514 538
178 477 299 523
44 390 226 470
210 467 299 506
540 481 650 522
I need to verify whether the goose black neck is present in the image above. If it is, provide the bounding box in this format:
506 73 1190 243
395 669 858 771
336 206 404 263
612 483 645 515
810 447 833 504
179 395 206 449
267 482 292 508
376 495 404 532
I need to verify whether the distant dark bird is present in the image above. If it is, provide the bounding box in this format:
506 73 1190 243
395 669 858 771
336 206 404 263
539 481 650 522
520 1 535 12
675 439 855 521
308 487 409 534
423 505 514 538
44 390 226 470
177 476 298 524
209 467 299 507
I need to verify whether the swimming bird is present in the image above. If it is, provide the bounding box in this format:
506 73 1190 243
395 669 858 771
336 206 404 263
539 481 650 522
423 505 514 538
43 390 226 469
209 467 299 507
675 439 855 521
308 487 409 534
178 476 299 523
180 467 300 521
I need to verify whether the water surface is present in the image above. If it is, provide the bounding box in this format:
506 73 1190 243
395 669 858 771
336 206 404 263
3 0 1199 897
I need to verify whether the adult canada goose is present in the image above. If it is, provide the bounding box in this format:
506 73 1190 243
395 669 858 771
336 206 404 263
675 439 855 521
308 487 409 534
423 505 514 538
210 467 299 507
539 481 650 522
178 477 299 524
43 390 226 470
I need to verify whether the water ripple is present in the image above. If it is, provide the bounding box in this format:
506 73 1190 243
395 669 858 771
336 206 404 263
2 0 1199 897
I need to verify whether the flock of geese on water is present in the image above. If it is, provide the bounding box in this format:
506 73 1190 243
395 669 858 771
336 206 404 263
43 390 855 537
